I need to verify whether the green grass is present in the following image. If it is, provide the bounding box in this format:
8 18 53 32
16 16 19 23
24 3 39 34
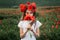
0 12 60 40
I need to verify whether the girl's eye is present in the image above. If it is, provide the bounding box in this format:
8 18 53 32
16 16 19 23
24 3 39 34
26 12 29 14
30 12 33 14
30 13 32 14
26 11 33 15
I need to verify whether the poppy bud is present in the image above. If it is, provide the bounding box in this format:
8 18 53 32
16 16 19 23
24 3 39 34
55 25 58 29
52 25 54 29
57 21 60 24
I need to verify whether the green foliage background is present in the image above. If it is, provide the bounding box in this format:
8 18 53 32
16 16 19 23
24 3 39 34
0 12 60 40
0 0 60 8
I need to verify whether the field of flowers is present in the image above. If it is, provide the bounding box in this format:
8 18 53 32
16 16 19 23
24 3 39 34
0 8 60 40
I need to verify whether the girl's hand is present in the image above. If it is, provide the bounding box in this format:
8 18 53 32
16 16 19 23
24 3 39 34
30 28 35 33
27 24 31 30
30 28 33 32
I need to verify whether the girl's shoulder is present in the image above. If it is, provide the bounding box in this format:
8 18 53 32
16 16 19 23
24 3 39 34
19 20 29 22
18 20 28 23
18 20 31 28
19 20 42 24
36 20 41 23
35 20 42 28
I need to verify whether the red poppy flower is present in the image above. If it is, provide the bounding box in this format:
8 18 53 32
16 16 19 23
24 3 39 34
27 5 33 11
55 25 58 29
19 4 26 12
52 25 54 29
26 2 30 5
30 16 35 21
24 15 35 21
57 21 60 24
31 2 36 9
24 15 31 20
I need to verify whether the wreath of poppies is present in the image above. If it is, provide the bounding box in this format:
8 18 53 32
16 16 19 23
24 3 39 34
19 2 36 21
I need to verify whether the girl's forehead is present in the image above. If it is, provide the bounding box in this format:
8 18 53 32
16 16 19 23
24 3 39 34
26 10 32 12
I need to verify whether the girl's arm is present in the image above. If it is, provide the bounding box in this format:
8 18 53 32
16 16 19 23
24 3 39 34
31 28 40 37
20 24 31 38
20 28 28 38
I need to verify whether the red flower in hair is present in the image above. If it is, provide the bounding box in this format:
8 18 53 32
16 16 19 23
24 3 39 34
19 4 26 12
26 2 30 5
31 2 36 12
27 5 33 11
31 2 36 9
19 2 36 13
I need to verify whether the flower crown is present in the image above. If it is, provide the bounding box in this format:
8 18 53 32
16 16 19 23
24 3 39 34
19 2 36 13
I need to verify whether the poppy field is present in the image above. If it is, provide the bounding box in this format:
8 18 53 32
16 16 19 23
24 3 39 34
0 7 60 40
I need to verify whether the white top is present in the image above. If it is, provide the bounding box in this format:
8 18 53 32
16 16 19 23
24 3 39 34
18 20 42 40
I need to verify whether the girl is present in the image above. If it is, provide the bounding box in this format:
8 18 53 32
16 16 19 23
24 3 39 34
18 2 42 40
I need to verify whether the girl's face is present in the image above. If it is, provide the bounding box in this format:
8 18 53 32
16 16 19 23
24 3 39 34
25 10 33 16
